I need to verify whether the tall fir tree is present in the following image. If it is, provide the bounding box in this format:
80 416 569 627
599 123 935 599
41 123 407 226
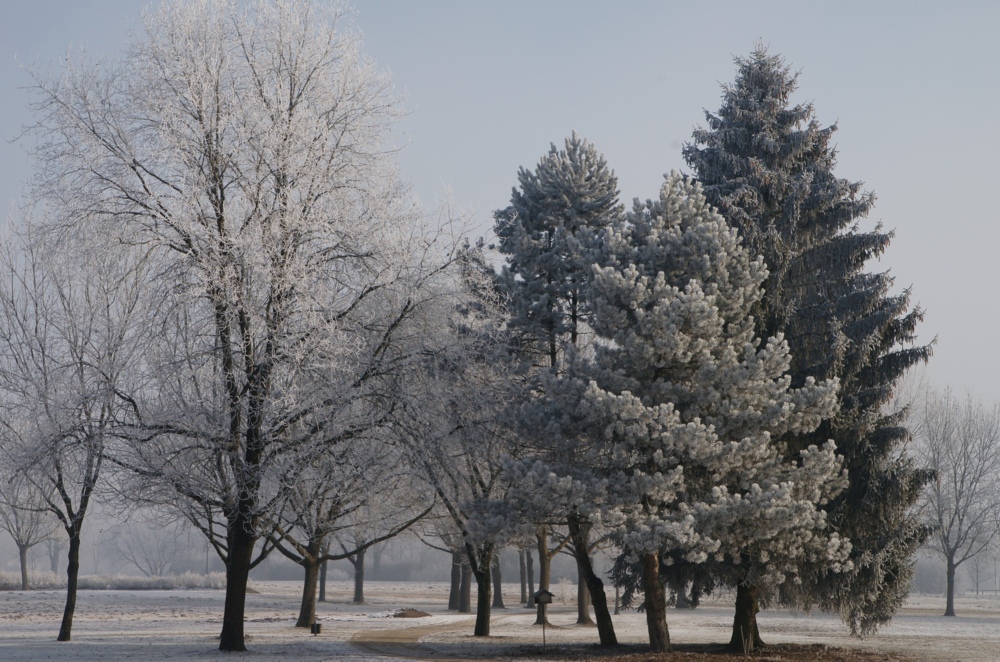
683 46 933 638
494 132 623 645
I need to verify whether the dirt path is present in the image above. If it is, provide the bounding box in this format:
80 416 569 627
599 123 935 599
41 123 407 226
350 615 482 660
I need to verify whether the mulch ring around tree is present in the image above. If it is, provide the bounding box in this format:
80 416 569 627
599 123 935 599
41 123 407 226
392 608 431 618
517 642 914 661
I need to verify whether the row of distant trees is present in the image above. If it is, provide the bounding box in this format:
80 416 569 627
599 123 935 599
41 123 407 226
0 0 941 655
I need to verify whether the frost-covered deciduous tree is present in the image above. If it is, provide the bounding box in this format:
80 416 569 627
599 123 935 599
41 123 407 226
399 243 522 637
114 520 183 578
0 227 150 641
269 443 431 627
0 470 57 590
413 518 468 611
27 0 459 651
523 173 848 652
494 133 622 645
915 390 1000 617
684 46 932 637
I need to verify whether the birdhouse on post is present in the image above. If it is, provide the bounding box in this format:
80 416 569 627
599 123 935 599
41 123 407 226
533 588 554 605
533 589 555 650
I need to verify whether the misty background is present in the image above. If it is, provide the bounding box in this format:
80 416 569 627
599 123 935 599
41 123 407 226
0 0 997 596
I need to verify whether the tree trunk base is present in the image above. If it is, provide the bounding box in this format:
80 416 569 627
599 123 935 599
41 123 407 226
642 552 669 652
728 583 765 653
474 554 493 636
568 518 616 646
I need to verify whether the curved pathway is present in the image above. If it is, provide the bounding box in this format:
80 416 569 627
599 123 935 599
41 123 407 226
350 614 521 660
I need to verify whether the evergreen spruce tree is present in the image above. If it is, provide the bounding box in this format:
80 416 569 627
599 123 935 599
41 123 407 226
683 46 933 639
521 173 848 653
494 132 623 645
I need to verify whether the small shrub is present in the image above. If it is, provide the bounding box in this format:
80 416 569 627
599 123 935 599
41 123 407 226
77 572 228 590
0 571 227 591
0 571 62 590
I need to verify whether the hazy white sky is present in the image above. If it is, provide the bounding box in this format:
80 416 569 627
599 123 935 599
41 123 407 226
2 1 998 402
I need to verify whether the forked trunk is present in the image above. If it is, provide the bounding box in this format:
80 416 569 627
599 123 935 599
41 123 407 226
534 529 550 625
459 562 472 613
642 552 669 652
18 545 29 591
945 556 957 617
219 523 255 652
352 548 366 604
473 549 493 636
295 551 321 627
729 582 765 652
448 550 462 610
57 532 81 641
318 560 327 603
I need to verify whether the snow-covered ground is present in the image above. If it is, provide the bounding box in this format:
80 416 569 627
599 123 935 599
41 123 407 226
0 580 997 660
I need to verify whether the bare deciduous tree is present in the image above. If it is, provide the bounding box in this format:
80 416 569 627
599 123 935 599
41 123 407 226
915 390 1000 616
0 227 150 641
269 444 431 627
399 244 523 637
0 471 57 590
28 0 460 651
114 521 182 578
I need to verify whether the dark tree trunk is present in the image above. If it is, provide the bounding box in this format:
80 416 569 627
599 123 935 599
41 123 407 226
534 530 550 625
576 561 593 624
219 522 255 652
318 560 327 603
18 544 29 591
57 531 82 642
473 548 493 636
526 548 535 607
518 549 527 604
945 556 957 617
729 582 765 652
614 583 620 615
352 548 366 604
674 579 690 609
568 518 616 645
642 552 669 652
295 551 321 628
448 550 462 610
459 562 472 613
491 555 505 608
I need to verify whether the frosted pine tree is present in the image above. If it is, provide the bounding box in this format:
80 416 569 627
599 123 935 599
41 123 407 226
494 133 622 644
495 131 622 368
522 173 849 652
683 46 932 638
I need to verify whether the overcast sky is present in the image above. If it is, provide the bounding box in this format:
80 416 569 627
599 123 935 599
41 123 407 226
2 1 998 403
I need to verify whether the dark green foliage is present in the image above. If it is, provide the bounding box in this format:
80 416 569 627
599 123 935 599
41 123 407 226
683 46 933 635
